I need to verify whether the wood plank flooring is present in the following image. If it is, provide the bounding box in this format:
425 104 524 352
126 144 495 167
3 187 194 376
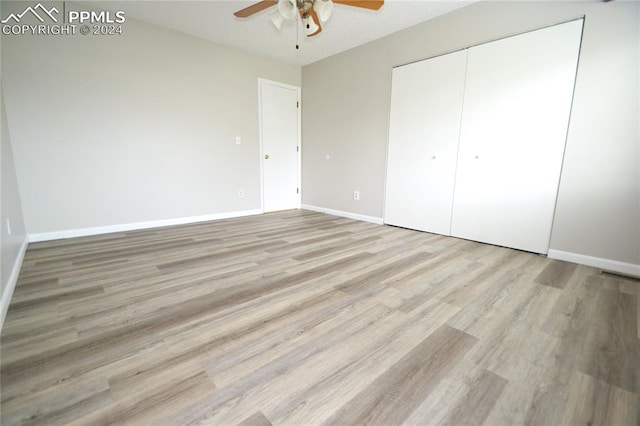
1 210 638 425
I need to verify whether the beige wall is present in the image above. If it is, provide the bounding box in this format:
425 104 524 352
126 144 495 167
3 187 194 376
1 2 301 235
302 1 639 267
1 87 28 327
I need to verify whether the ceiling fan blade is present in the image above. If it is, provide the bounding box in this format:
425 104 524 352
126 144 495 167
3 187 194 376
234 0 278 18
306 7 322 37
333 0 384 10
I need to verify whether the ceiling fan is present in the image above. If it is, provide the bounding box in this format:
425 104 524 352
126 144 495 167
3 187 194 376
234 0 384 38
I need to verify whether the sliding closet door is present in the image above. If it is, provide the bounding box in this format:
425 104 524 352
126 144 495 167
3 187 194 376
450 20 583 253
384 50 467 235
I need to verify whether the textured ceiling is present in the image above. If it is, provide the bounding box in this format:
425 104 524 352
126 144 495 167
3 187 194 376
87 0 475 66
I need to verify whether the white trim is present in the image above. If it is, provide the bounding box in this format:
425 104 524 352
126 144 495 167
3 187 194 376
258 78 302 213
28 209 263 243
1 236 28 331
548 249 640 278
302 204 384 225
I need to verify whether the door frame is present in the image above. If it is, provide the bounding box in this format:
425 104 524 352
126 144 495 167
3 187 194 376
258 78 302 213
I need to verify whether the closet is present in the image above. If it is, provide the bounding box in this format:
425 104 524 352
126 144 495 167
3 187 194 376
384 19 583 254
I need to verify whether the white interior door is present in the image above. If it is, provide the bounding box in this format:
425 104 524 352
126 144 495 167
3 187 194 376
259 80 300 212
451 20 583 253
384 50 468 235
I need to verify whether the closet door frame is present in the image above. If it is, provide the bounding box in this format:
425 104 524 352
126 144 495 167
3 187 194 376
383 18 584 254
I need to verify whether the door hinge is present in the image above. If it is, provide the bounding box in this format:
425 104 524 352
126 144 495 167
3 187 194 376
297 101 299 108
297 146 299 152
297 188 299 194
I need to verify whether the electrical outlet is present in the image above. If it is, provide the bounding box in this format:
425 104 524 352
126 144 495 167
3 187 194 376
6 219 11 235
353 190 360 201
239 189 245 198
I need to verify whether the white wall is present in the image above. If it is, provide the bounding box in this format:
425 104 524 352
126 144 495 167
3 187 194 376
1 1 301 237
1 87 28 329
302 1 639 271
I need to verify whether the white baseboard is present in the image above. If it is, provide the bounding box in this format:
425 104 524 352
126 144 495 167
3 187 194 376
547 249 640 278
28 209 263 243
1 236 29 331
302 204 384 225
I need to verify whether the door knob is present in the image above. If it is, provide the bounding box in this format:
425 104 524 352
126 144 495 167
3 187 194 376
431 155 437 160
265 154 270 160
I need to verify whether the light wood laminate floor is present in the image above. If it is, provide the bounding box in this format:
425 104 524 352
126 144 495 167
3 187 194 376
1 210 639 425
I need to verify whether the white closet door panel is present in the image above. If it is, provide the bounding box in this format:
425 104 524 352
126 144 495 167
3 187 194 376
451 20 583 253
384 50 467 235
